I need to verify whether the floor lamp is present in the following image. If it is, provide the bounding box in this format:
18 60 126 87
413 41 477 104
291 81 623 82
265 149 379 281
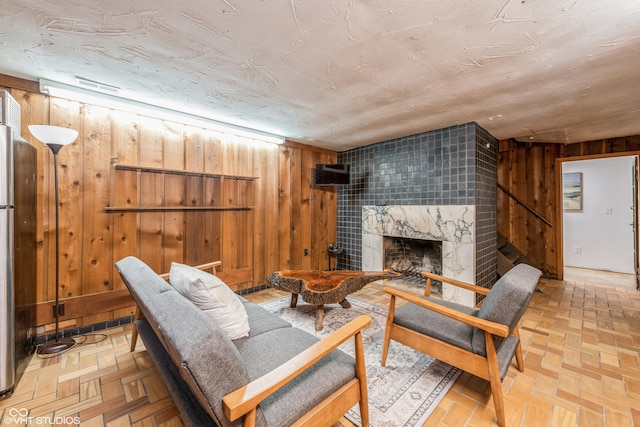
29 125 78 355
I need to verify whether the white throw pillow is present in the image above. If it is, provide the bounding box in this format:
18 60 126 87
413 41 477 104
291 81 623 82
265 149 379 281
169 262 250 340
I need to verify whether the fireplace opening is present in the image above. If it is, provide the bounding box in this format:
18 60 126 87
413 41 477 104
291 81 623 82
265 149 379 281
383 237 442 295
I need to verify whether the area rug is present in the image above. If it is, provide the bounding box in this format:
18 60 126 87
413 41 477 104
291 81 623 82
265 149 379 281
259 296 460 427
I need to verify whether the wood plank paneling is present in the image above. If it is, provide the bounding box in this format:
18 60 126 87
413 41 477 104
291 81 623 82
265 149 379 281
236 139 254 284
110 115 139 289
543 144 557 276
137 119 164 273
278 146 293 270
299 151 313 270
109 115 140 320
311 152 337 270
3 75 338 330
12 89 49 317
262 146 280 281
498 140 562 277
247 143 282 286
0 73 39 92
161 122 185 273
184 129 205 266
81 105 113 326
50 98 82 303
290 147 304 268
203 132 223 266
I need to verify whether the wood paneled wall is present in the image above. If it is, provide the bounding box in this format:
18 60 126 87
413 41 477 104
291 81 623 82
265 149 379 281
497 136 640 279
3 79 337 331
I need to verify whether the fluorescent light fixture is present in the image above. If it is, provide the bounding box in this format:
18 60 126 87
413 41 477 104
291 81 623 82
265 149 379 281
38 78 285 145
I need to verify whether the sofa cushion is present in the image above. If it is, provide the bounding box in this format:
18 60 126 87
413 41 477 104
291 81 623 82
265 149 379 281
234 327 356 427
170 262 250 340
240 301 292 338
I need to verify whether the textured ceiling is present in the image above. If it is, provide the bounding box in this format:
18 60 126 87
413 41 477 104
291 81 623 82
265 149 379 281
1 0 639 151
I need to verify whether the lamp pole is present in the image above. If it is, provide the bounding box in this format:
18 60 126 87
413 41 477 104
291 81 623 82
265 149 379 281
40 144 75 353
29 125 78 355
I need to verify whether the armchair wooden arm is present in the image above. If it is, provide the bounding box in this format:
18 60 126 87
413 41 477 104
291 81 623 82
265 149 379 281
420 271 490 296
383 287 509 337
223 315 372 426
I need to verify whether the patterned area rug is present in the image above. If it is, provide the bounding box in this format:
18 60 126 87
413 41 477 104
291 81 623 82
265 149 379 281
260 296 460 427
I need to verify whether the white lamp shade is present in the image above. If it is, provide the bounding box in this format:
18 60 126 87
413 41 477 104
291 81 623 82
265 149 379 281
28 125 78 146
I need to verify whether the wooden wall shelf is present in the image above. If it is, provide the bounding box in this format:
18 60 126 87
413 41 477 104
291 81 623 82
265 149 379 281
106 162 258 213
114 163 258 180
105 206 253 212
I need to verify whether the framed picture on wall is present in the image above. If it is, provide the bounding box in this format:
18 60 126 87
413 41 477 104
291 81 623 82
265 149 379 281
562 172 583 212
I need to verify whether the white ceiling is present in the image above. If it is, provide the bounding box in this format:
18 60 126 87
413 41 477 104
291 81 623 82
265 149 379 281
1 0 639 151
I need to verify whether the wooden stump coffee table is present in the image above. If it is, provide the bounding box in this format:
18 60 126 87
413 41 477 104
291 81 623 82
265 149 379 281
267 270 400 330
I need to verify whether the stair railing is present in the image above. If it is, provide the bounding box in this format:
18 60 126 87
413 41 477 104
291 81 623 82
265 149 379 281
497 183 554 227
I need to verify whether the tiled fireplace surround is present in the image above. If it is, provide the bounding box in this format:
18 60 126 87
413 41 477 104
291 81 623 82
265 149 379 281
336 122 497 306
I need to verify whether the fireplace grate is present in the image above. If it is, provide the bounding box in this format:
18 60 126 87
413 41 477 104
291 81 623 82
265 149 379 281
390 266 428 286
387 266 443 294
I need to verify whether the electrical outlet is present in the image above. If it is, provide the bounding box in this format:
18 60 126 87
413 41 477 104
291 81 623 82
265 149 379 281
574 246 582 254
52 302 65 317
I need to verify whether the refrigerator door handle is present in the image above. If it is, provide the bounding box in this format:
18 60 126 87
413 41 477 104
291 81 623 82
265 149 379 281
0 126 13 206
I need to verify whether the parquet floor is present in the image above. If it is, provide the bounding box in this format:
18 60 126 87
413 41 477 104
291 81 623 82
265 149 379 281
1 273 639 426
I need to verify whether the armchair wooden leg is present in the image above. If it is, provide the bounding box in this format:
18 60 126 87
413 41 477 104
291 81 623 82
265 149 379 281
130 326 138 352
354 330 369 427
513 327 525 372
486 332 506 427
381 295 396 367
243 408 257 427
130 307 143 352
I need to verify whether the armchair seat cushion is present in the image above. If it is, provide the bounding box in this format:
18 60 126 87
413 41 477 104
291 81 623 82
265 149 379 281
393 296 479 352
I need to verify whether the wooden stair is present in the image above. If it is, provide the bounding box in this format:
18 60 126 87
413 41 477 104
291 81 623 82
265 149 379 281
497 234 536 277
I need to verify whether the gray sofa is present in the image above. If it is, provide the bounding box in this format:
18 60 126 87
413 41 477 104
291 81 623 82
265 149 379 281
115 256 370 427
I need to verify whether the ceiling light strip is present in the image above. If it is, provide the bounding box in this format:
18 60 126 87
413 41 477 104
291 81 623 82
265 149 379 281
38 79 285 145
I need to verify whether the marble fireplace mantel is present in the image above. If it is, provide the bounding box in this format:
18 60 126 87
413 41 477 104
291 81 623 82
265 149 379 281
361 205 476 306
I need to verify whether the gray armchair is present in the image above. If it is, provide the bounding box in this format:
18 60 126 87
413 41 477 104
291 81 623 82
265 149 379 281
381 264 542 427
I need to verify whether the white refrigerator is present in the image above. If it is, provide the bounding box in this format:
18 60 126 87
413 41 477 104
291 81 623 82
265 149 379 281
0 92 37 398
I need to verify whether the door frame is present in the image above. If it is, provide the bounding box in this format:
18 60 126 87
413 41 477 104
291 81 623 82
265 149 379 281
634 156 640 290
555 151 640 286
